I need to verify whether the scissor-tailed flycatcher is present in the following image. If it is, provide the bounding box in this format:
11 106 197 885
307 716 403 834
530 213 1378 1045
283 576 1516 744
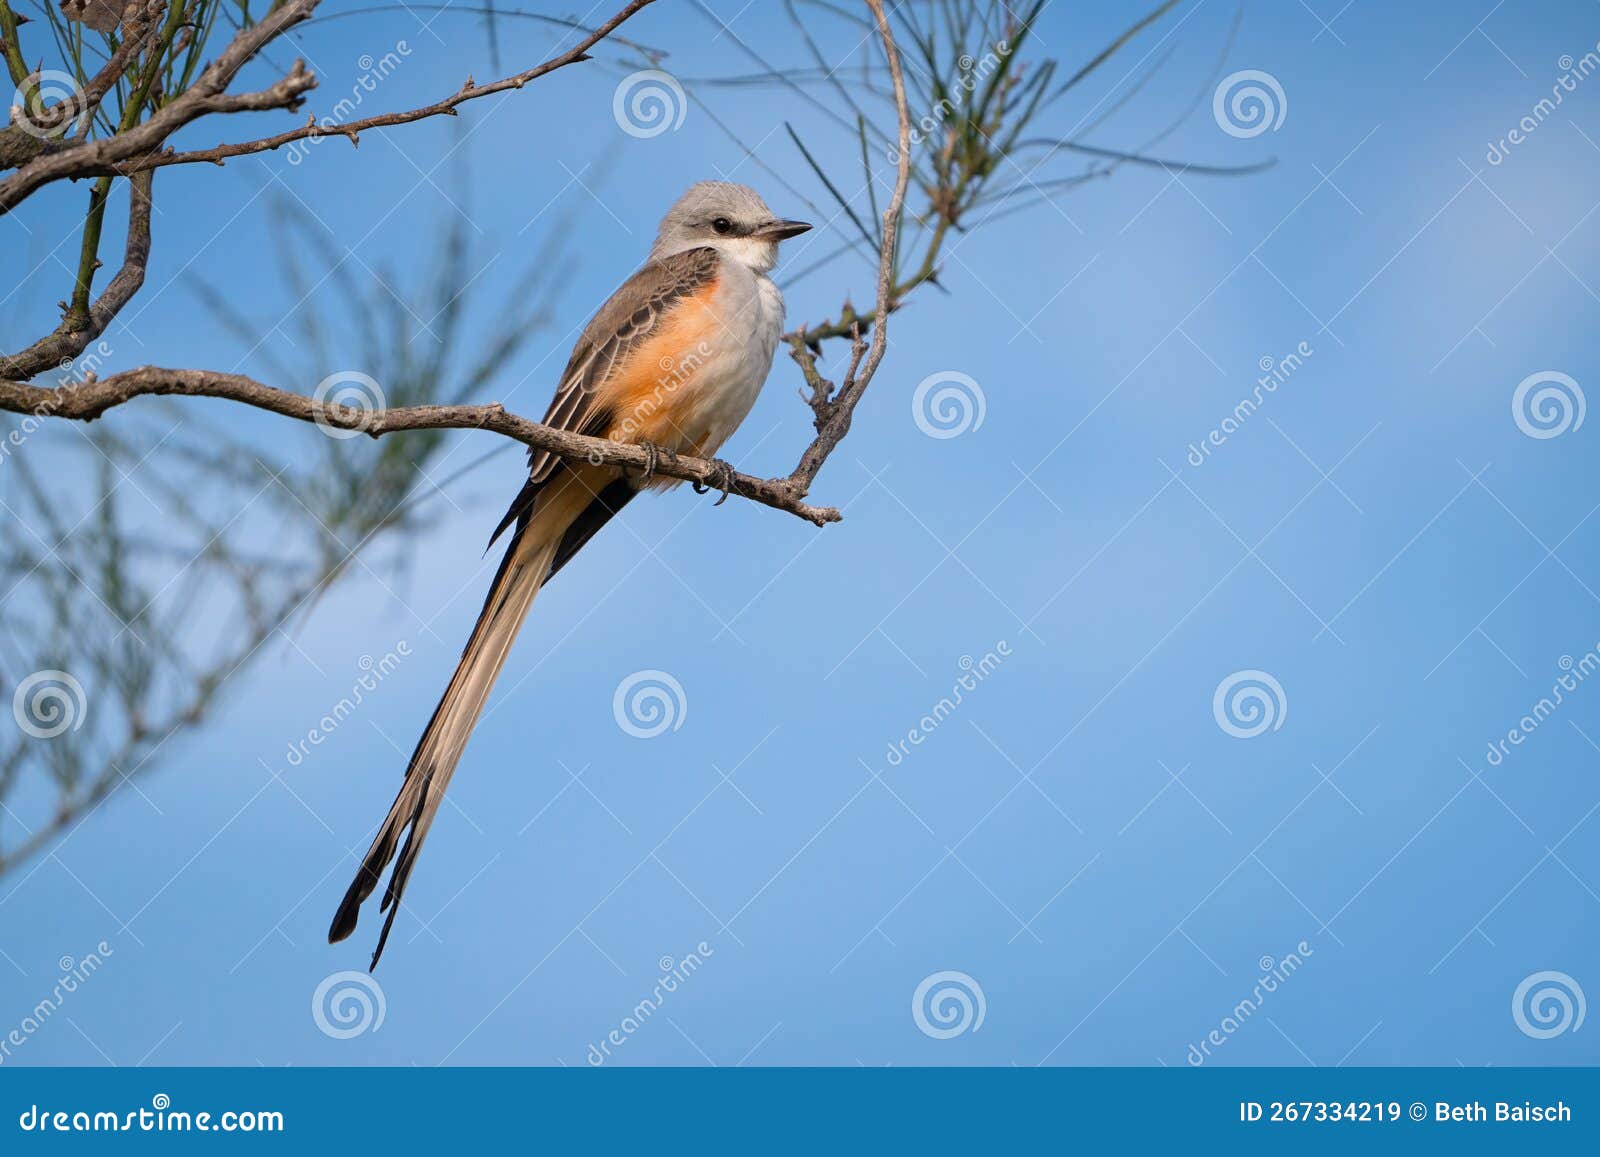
328 182 811 968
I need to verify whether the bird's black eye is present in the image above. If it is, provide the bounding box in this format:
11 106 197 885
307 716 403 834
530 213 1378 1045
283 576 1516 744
711 217 732 235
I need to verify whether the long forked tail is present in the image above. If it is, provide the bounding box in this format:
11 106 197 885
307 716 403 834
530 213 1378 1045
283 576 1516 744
328 463 616 968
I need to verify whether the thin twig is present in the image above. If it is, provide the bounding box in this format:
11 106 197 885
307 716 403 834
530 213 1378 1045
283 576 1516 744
117 0 658 172
783 0 910 495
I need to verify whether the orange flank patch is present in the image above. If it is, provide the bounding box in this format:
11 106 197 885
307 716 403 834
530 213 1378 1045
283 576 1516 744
601 278 725 456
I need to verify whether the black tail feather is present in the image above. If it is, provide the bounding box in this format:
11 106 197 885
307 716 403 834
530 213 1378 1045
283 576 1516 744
328 464 629 968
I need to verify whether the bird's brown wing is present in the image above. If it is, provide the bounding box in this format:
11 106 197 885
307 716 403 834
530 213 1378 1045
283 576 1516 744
486 246 720 550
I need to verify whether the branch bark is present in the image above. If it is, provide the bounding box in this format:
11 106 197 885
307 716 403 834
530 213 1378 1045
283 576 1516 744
0 0 168 169
0 0 658 210
110 0 659 174
0 366 843 525
0 169 153 380
0 0 320 213
0 0 913 532
783 0 911 496
1 0 658 380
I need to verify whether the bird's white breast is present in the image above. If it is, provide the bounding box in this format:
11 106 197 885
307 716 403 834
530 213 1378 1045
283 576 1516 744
679 256 785 457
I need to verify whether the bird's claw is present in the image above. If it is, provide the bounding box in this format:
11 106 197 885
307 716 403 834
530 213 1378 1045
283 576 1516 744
693 458 739 506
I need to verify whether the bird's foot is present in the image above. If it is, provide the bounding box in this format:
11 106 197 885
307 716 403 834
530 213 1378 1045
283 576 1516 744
693 458 739 506
637 440 661 481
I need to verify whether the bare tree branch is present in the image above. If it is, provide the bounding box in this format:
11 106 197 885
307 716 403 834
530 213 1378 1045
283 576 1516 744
0 0 167 169
1 0 1258 885
784 0 910 496
0 0 914 531
0 0 659 388
0 367 845 525
0 0 658 212
103 0 660 175
0 169 153 379
0 0 320 212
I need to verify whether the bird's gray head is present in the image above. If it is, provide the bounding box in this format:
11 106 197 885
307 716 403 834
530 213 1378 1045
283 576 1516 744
649 181 811 273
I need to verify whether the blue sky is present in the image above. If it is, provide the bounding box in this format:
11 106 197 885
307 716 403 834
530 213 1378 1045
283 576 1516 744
3 0 1599 1067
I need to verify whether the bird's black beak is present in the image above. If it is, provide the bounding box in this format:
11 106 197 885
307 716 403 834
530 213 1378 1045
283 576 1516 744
755 218 812 241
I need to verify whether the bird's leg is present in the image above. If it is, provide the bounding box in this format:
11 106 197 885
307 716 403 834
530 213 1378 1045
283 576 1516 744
692 458 740 506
